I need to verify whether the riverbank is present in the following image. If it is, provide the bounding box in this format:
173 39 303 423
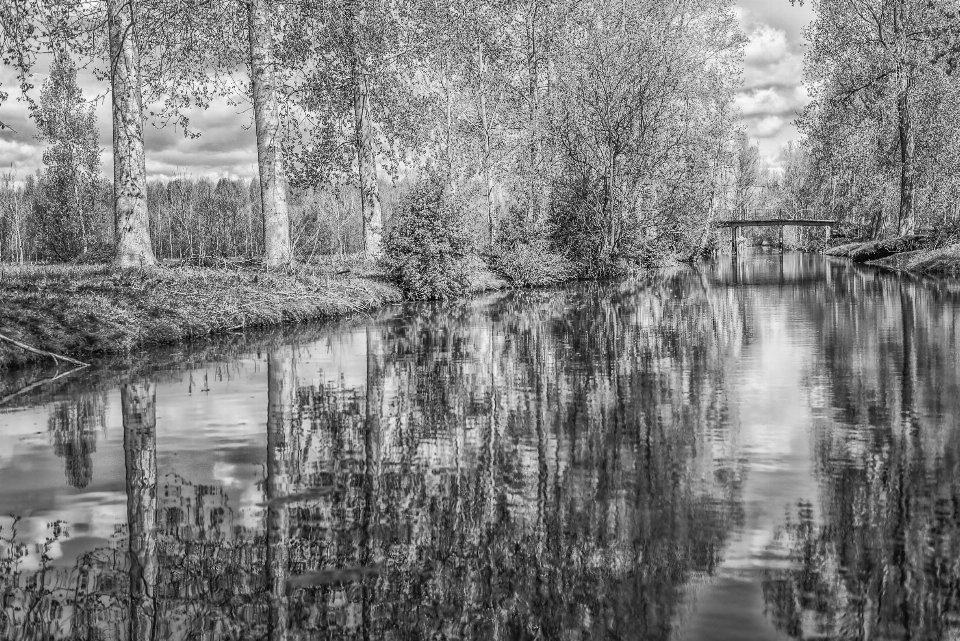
0 257 531 369
0 262 408 369
825 237 960 277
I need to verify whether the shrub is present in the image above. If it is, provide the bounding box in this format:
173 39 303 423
491 240 574 287
383 176 475 299
549 172 652 276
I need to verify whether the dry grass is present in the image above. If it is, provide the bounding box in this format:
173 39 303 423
824 241 870 257
905 244 960 276
0 263 402 369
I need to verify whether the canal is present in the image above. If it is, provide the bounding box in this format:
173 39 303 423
2 249 960 639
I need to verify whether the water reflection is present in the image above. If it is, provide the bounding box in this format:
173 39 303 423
761 270 960 640
122 382 158 641
1 251 960 639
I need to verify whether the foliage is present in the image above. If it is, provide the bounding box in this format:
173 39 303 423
383 175 475 299
546 0 743 268
548 171 652 276
2 0 749 271
490 240 574 287
789 0 960 239
32 51 107 260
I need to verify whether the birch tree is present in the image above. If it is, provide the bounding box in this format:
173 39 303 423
108 0 156 266
1 0 159 266
247 0 292 265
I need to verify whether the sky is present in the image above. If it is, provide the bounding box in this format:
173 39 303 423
0 0 816 182
735 0 817 168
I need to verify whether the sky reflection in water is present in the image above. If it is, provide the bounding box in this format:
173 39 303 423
2 250 960 640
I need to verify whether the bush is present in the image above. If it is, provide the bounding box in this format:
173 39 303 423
549 172 652 276
384 176 475 299
490 240 574 287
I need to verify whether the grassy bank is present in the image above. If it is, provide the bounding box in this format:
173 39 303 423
0 254 566 369
825 236 960 277
0 262 408 369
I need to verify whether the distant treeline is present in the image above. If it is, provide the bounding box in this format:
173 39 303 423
0 173 393 263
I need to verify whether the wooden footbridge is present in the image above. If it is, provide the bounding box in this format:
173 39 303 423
716 210 837 253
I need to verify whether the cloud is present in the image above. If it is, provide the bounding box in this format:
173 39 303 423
132 97 257 179
0 138 41 171
744 25 789 66
732 1 816 166
735 85 810 119
740 25 806 90
2 56 258 181
750 116 787 138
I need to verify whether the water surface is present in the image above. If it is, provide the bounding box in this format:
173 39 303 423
2 250 960 640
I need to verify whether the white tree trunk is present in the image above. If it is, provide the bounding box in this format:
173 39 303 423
352 60 384 258
108 0 156 267
248 0 293 267
478 43 495 243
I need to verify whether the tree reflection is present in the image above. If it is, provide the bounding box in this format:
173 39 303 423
2 270 749 639
762 269 960 640
266 348 294 641
49 391 106 489
122 381 158 641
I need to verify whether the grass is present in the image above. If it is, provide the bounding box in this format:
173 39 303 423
0 262 403 369
0 247 586 369
824 234 960 277
902 245 960 276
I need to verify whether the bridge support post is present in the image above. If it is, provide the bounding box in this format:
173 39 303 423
731 226 739 255
779 226 784 252
824 225 831 247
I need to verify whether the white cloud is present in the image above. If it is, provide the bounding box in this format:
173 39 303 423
735 86 810 118
744 25 789 66
750 116 787 139
733 0 815 168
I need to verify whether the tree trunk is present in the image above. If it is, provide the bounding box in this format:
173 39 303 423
478 42 495 244
897 69 916 236
362 327 383 577
444 58 455 182
248 0 293 267
352 57 384 258
122 382 158 641
266 349 294 641
604 149 618 261
525 4 543 229
108 0 156 267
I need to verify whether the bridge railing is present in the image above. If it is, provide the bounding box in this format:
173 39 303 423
729 207 819 221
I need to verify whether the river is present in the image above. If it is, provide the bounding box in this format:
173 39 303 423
1 249 960 640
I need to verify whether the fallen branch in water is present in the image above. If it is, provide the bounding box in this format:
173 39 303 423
0 331 90 367
0 365 88 406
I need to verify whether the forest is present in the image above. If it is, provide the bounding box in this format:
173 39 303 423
1 0 744 288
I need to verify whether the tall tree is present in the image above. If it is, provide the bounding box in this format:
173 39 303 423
247 0 293 266
108 0 157 266
731 133 762 218
34 50 102 259
344 0 384 257
285 0 434 258
1 0 158 266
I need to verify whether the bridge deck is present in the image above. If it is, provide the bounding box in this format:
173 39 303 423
716 219 837 228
